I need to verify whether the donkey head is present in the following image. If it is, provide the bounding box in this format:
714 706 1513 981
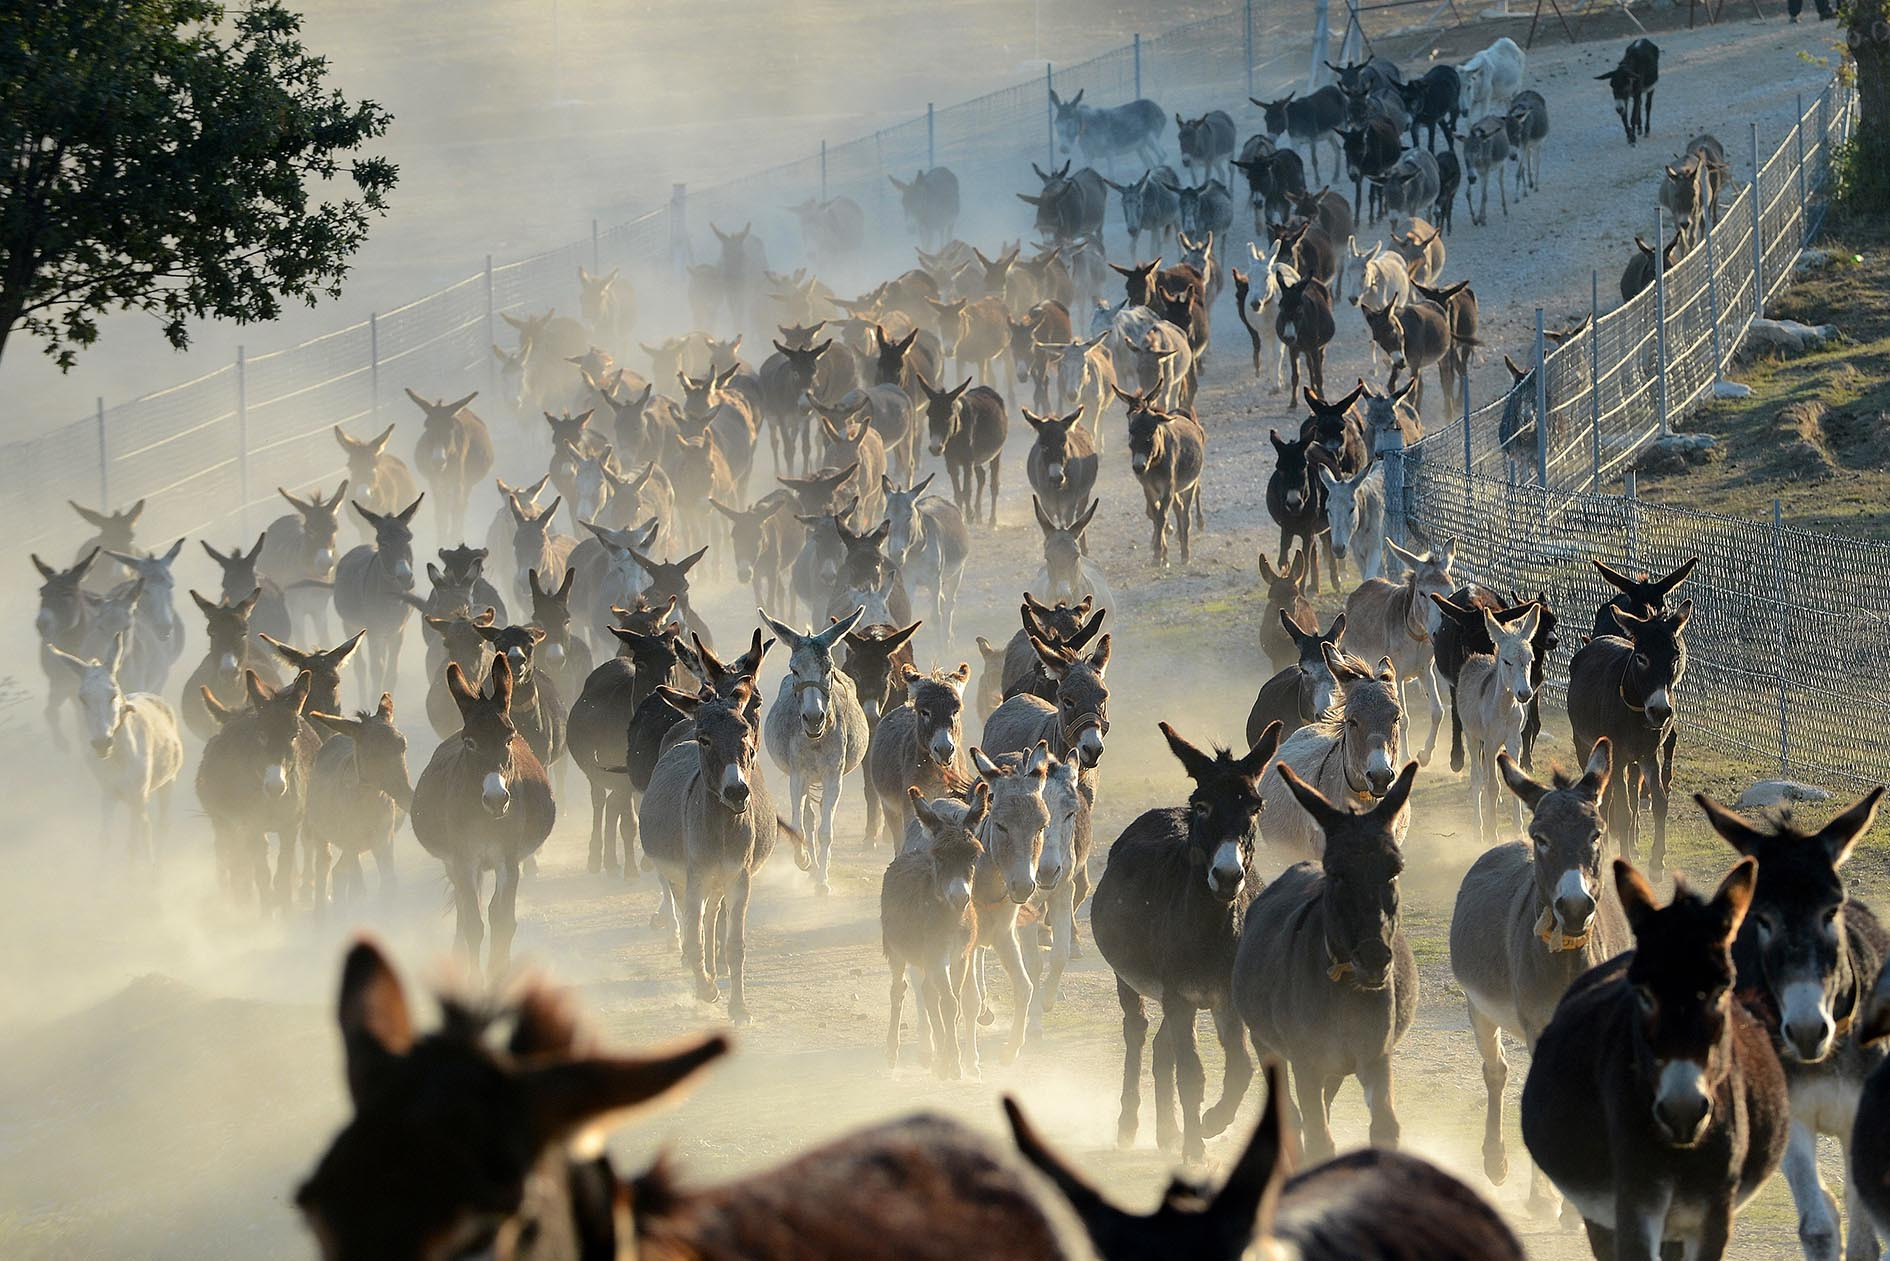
902 663 969 769
309 693 413 810
1023 408 1088 491
447 654 521 817
1027 630 1111 769
1698 786 1883 1063
237 669 314 798
1128 404 1187 479
1386 538 1457 635
405 389 478 437
297 940 726 1261
918 375 974 456
333 423 396 485
352 496 424 590
881 473 938 567
1267 429 1322 514
1595 557 1698 631
525 568 578 664
764 607 864 739
1326 646 1405 797
1034 495 1099 604
33 548 98 642
202 533 269 605
626 545 709 615
1160 720 1282 903
1277 759 1419 988
424 607 498 675
1608 600 1693 730
1286 611 1346 721
1005 1060 1297 1260
1258 548 1310 613
1499 738 1614 944
192 588 263 685
695 679 765 815
278 484 349 576
261 630 366 720
47 633 132 757
1317 459 1379 563
908 787 987 913
477 621 549 690
970 743 1052 904
1614 857 1758 1146
840 619 921 725
1485 604 1542 706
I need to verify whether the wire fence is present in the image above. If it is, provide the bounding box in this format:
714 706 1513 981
1387 74 1882 788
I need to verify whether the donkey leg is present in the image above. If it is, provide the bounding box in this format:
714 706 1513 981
1449 683 1468 772
487 858 521 980
1650 728 1676 879
1359 1053 1403 1150
450 863 485 973
1417 661 1445 766
1201 1002 1254 1139
1164 998 1211 1162
724 875 755 1025
1036 881 1076 1018
817 771 842 896
1784 1121 1842 1261
993 924 1034 1066
587 777 608 873
1842 1152 1882 1261
885 963 907 1068
1293 1062 1337 1162
681 870 720 1004
1150 1015 1181 1154
1116 977 1149 1148
1469 1002 1511 1185
931 957 963 1080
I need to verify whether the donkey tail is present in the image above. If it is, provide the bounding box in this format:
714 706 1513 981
776 816 812 871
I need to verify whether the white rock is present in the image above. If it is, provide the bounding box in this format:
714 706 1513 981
1736 779 1833 809
1713 379 1753 399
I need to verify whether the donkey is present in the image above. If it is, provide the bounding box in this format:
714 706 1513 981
32 549 99 747
1093 721 1281 1161
762 608 870 895
1023 407 1098 529
1032 496 1110 611
1019 751 1089 1035
883 474 971 649
865 663 971 847
97 539 186 694
884 786 986 1077
1568 600 1690 875
202 533 292 642
1276 275 1336 397
410 655 555 979
47 633 184 862
1004 597 1106 703
475 620 565 782
1051 89 1166 170
182 588 282 741
1343 539 1456 766
1696 788 1889 1261
1433 589 1554 773
1593 556 1697 638
1451 739 1627 1214
981 632 1111 781
641 680 808 1023
1249 611 1346 746
405 389 492 539
1859 975 1890 1247
303 693 411 905
332 423 418 529
1008 1059 1527 1261
1236 760 1420 1160
261 483 348 640
1260 647 1406 859
1456 605 1542 846
840 618 922 746
1258 548 1317 671
1521 857 1789 1261
1125 396 1205 567
196 670 319 909
918 376 1008 526
258 628 365 725
711 493 795 611
1254 88 1347 183
1598 38 1660 146
504 492 576 608
1320 458 1388 582
334 495 423 706
68 499 144 588
1177 109 1236 186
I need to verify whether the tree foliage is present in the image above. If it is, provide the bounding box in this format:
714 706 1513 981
0 0 396 369
1841 0 1890 209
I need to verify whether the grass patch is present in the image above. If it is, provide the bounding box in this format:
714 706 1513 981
1638 209 1890 539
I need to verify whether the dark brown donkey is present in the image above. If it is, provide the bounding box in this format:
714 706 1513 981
406 388 494 539
1567 600 1690 875
1006 1060 1526 1261
865 663 972 847
1521 858 1789 1260
410 655 556 979
1592 556 1697 638
1697 788 1889 1260
32 548 99 746
1449 739 1627 1216
258 629 365 729
195 670 319 909
1258 548 1317 670
1248 610 1345 745
1122 391 1205 567
1092 720 1282 1161
1266 430 1335 593
300 939 1118 1261
1857 969 1890 1247
182 589 283 741
304 693 412 905
918 376 1009 526
1234 760 1420 1161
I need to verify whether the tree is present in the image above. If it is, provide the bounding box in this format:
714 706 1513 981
1845 0 1890 209
0 1 396 369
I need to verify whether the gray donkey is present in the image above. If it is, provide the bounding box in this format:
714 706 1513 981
406 389 494 540
1235 759 1420 1161
883 474 970 652
334 495 424 706
964 744 1054 1075
1342 537 1455 765
981 631 1111 776
1450 738 1625 1217
1259 646 1406 859
642 680 810 1024
1456 604 1541 846
762 607 871 895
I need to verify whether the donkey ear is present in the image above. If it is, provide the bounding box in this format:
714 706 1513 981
970 747 1002 781
1807 787 1883 868
1579 737 1614 799
1613 858 1662 935
1695 794 1771 861
1373 655 1397 684
1240 721 1283 777
336 940 414 1107
1711 857 1759 942
1001 1096 1136 1242
1159 721 1218 782
519 1035 730 1149
1655 557 1698 596
1208 1060 1292 1239
1497 752 1550 810
1276 763 1342 832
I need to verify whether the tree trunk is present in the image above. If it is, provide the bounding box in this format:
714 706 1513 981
1846 0 1890 208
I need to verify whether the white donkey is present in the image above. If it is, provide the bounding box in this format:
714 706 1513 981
1320 459 1388 582
1456 606 1541 845
50 632 184 861
761 607 870 895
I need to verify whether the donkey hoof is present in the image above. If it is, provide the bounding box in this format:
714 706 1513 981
1485 1148 1510 1186
978 1005 995 1027
815 881 831 897
694 976 722 1004
729 1001 751 1027
1183 1136 1207 1164
649 912 669 931
587 854 604 874
1199 1103 1236 1139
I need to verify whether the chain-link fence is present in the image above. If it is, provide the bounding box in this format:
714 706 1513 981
1388 73 1875 787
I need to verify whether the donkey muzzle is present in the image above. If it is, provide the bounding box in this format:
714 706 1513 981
928 733 957 766
1036 860 1064 890
1332 542 1349 560
1778 981 1836 1062
946 878 972 913
263 764 288 797
1132 457 1150 476
928 442 945 457
314 547 336 572
391 561 414 588
1008 876 1037 904
92 736 116 759
1653 1061 1712 1144
482 771 511 816
1366 764 1395 795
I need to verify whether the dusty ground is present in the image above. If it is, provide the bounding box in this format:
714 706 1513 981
0 8 1874 1261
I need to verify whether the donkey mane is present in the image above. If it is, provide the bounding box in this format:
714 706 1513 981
1304 648 1378 736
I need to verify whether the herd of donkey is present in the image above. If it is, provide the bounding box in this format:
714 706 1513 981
22 28 1890 1261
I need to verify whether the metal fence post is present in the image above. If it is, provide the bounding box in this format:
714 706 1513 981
95 396 109 507
1749 122 1765 319
1773 495 1788 777
1461 362 1473 527
1045 65 1056 168
1134 34 1143 98
668 183 690 275
1590 270 1602 489
1625 470 1639 567
483 254 495 386
1794 91 1808 241
927 103 935 170
1653 208 1669 438
1705 211 1724 382
1817 90 1828 187
235 345 250 529
591 218 599 270
1534 307 1549 488
1245 0 1255 97
369 312 381 421
1382 427 1407 547
820 140 828 202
